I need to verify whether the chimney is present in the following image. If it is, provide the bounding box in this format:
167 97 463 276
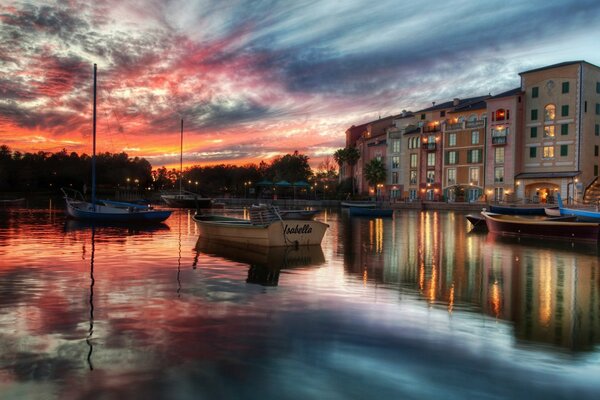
432 101 436 106
453 98 460 106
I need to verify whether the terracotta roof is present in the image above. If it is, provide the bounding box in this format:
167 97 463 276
416 95 490 113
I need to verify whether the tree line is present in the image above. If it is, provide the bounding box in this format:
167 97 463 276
0 145 343 198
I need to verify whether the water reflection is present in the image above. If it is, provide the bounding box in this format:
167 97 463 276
86 228 95 370
342 210 600 351
195 239 325 286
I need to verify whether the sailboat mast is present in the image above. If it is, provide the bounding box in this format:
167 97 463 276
92 63 97 210
179 118 183 194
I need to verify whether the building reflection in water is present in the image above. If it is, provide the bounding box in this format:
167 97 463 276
345 210 600 351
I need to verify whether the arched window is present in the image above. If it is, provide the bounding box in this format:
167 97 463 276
467 114 477 122
458 116 465 123
544 104 556 121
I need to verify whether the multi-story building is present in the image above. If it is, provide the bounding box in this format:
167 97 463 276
386 112 415 200
518 61 600 204
484 88 523 202
343 60 600 204
442 97 488 202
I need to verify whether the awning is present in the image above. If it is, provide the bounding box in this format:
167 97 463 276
256 180 273 186
515 171 580 179
275 180 291 187
292 181 310 187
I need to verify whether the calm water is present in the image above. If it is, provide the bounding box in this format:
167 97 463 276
1 204 600 399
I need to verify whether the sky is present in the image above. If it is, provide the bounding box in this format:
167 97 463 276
1 0 600 169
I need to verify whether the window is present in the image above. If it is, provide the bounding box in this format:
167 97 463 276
596 146 599 157
471 131 480 144
561 105 569 117
494 167 504 183
426 170 435 183
410 154 417 168
446 151 457 165
561 124 569 135
421 113 426 120
544 125 555 137
530 127 538 138
427 153 435 167
596 124 599 136
392 171 398 184
495 109 507 121
562 82 569 93
595 165 599 176
392 140 400 153
468 149 481 163
440 110 445 117
410 170 417 185
596 103 600 115
447 168 456 185
532 87 539 98
469 168 479 185
409 189 417 200
392 156 400 169
531 109 538 120
543 145 554 158
597 82 600 93
495 147 504 164
561 145 569 157
448 133 456 146
544 104 555 121
530 147 537 158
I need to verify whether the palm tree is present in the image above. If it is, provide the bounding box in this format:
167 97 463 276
345 147 360 196
364 158 386 199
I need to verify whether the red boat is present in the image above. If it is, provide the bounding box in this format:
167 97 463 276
481 211 600 242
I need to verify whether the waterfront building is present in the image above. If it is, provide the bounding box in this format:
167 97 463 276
413 102 446 201
484 88 523 202
517 61 600 204
442 97 489 202
386 112 416 201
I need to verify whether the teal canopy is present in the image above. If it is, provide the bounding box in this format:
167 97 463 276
256 180 273 186
275 180 291 187
292 181 310 187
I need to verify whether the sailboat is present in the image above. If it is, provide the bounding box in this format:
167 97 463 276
62 64 172 223
160 120 212 209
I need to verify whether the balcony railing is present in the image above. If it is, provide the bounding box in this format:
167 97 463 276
422 125 441 133
466 120 485 128
446 123 463 131
492 136 507 145
422 142 437 151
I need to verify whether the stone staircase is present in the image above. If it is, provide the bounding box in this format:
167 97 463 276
583 177 600 205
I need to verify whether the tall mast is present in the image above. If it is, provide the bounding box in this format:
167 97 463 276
179 119 183 194
92 63 97 210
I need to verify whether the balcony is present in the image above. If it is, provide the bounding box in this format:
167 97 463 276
492 136 507 145
446 123 463 131
422 125 441 133
422 142 437 151
466 120 485 128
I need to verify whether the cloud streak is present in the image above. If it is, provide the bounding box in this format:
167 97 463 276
1 0 600 167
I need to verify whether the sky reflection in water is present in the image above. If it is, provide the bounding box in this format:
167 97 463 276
1 205 600 399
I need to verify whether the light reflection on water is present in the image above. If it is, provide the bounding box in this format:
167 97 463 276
1 205 600 399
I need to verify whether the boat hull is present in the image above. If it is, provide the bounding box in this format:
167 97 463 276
341 201 376 208
488 205 547 215
65 200 171 222
348 207 393 217
193 215 328 247
482 211 600 241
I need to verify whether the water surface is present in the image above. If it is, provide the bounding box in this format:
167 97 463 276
1 205 600 399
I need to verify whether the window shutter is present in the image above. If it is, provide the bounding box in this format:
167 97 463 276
467 150 472 163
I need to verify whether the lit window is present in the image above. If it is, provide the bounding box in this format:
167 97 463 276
410 154 417 168
495 109 506 121
426 170 435 183
494 167 504 183
544 125 555 137
543 146 554 158
544 104 556 121
410 170 417 184
427 153 435 167
392 156 400 169
469 168 479 185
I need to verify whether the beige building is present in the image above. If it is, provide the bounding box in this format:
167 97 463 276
518 61 600 204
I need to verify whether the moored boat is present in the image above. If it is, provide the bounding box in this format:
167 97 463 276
341 201 376 208
466 213 487 231
481 211 600 241
0 197 25 207
557 193 600 221
62 64 172 224
161 192 213 208
193 214 328 247
488 204 547 215
348 206 393 217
